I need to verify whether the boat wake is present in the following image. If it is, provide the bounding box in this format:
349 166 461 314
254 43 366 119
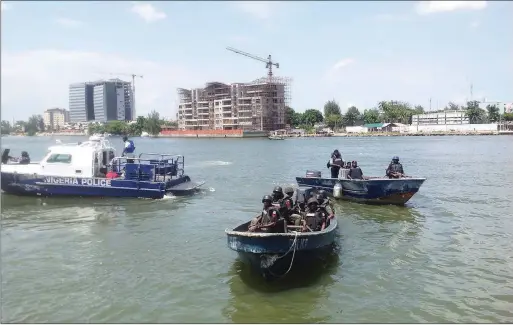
198 160 233 167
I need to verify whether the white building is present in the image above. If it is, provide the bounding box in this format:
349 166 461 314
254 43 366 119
43 108 70 130
411 110 469 125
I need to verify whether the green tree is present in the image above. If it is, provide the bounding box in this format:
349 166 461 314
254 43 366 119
465 100 486 124
302 109 323 127
378 100 414 124
324 114 343 130
323 100 341 117
447 102 460 111
88 123 105 135
503 112 513 121
144 110 162 136
363 109 381 124
1 120 12 134
25 115 44 136
344 106 361 126
486 104 500 122
413 105 425 114
291 112 304 127
104 120 127 135
285 106 295 126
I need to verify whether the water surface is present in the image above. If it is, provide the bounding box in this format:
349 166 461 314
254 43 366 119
1 135 512 323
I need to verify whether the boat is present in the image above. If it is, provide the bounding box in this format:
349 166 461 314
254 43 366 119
296 170 426 205
141 131 150 137
1 135 205 199
268 131 285 140
89 133 110 141
225 187 338 279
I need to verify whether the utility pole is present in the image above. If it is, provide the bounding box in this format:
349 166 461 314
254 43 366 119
429 98 432 111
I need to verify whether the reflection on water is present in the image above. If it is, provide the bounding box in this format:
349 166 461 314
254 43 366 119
223 250 340 323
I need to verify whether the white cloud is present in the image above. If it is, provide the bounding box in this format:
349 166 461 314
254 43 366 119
470 21 480 28
232 1 274 20
55 18 83 28
324 58 356 84
415 1 488 15
0 49 204 120
1 2 11 11
130 2 167 23
332 58 355 71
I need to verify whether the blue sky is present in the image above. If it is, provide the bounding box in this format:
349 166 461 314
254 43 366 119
1 1 512 121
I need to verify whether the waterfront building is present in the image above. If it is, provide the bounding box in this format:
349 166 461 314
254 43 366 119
411 110 469 125
43 108 69 130
177 77 291 132
69 79 133 123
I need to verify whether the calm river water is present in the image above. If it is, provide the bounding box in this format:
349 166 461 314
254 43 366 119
1 135 513 323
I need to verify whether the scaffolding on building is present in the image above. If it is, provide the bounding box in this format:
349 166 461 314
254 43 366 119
176 76 291 132
245 75 292 131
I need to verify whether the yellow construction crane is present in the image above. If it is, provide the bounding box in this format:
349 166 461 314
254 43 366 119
226 47 279 81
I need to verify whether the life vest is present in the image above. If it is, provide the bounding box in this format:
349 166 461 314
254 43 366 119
332 157 343 167
124 140 136 154
389 163 402 173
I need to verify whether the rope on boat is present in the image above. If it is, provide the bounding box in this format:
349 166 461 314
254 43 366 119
267 230 300 278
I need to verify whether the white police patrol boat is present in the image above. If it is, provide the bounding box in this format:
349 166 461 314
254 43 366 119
0 136 205 199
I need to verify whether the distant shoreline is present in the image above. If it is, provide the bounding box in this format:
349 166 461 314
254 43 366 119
5 130 512 138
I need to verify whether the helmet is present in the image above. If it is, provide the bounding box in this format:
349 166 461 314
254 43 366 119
315 194 324 202
392 156 399 161
307 197 319 206
318 190 328 198
122 136 128 142
283 187 294 195
262 195 273 203
273 186 283 193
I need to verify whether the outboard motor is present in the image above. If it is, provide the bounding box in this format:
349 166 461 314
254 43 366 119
306 170 321 178
333 182 343 198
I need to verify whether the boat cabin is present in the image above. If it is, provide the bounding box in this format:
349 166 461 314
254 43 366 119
40 143 115 178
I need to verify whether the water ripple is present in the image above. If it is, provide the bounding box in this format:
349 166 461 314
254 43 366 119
1 135 513 323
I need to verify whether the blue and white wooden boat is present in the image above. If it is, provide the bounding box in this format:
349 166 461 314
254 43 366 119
1 136 204 199
296 170 426 205
225 187 338 279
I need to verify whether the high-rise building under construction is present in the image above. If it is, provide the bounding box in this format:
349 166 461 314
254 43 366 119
177 76 291 131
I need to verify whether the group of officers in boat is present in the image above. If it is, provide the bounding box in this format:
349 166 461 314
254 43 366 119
327 149 406 179
248 186 335 234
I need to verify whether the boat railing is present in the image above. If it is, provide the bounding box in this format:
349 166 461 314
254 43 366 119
138 153 185 176
109 154 185 182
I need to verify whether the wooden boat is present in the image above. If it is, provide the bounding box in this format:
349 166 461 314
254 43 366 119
296 170 426 205
268 131 285 140
225 196 338 279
